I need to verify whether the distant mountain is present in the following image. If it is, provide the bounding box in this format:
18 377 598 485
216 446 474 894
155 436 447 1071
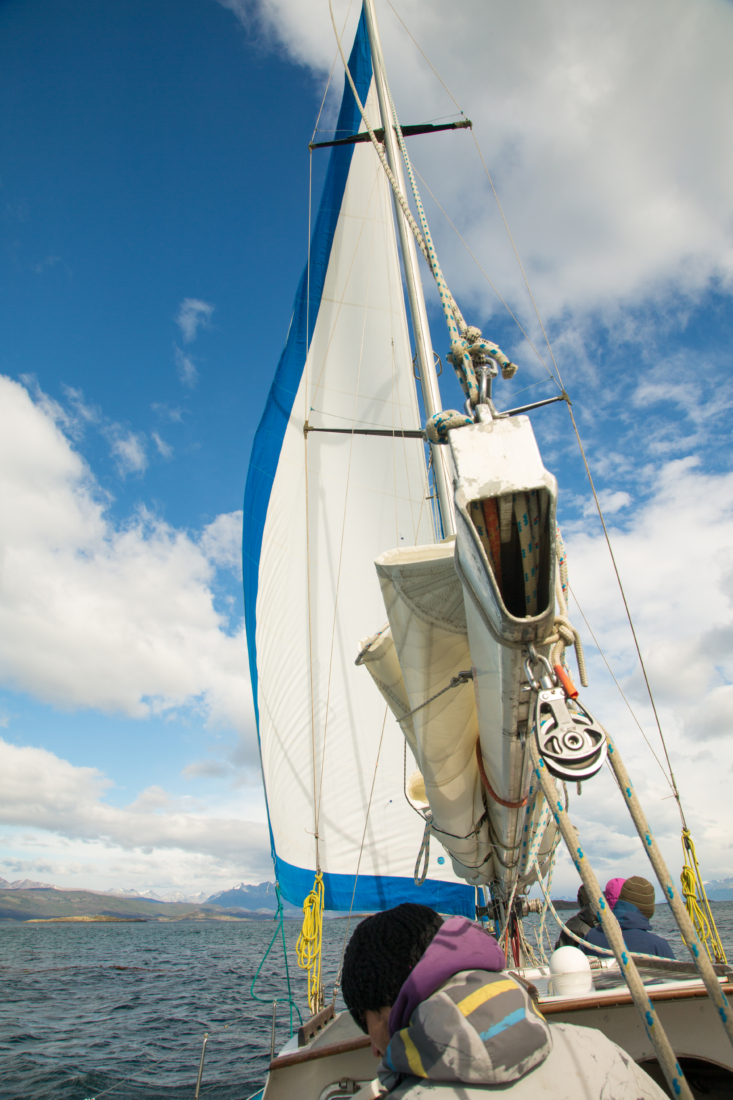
207 881 301 914
0 887 280 922
0 877 58 891
104 888 164 902
704 878 733 900
161 890 209 904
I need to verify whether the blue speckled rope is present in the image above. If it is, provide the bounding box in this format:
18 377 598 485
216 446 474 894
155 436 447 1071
605 731 733 1052
529 735 693 1100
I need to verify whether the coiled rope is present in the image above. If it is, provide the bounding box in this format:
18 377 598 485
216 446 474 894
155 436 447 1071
681 829 727 964
296 871 325 1015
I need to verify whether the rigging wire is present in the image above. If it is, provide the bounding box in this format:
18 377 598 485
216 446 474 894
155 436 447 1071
385 0 465 117
568 583 676 793
310 0 355 144
333 706 390 1002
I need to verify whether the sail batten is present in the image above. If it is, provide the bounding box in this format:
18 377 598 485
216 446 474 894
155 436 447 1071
243 10 474 917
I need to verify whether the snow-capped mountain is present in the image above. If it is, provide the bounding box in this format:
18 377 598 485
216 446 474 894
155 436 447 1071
0 877 59 890
703 878 733 900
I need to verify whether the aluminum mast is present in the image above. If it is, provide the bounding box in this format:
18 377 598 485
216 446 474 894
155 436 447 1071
362 0 456 537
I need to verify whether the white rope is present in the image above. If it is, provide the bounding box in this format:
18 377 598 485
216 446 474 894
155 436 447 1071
538 528 589 687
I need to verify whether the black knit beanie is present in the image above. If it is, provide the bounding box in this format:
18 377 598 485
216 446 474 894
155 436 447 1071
341 903 443 1031
577 884 590 909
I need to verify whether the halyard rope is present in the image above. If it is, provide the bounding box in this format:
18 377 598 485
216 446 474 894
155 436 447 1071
328 0 517 446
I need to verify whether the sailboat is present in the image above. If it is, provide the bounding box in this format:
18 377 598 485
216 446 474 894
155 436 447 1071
242 3 733 1097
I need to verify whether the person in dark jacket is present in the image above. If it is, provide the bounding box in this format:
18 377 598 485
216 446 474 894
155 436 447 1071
580 876 675 959
554 883 599 949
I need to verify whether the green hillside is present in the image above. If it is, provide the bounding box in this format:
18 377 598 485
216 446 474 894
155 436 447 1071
0 889 250 921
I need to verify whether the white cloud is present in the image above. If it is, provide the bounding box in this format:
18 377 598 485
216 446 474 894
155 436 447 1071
174 344 198 387
175 297 214 343
152 431 173 459
200 511 243 575
0 739 271 885
548 457 733 891
220 0 733 326
151 402 184 423
0 374 253 738
182 759 232 779
581 489 631 518
107 427 148 476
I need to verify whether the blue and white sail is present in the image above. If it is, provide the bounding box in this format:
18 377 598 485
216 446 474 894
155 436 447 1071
243 9 474 916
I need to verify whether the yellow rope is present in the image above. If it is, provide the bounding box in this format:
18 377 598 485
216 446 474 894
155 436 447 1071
296 871 325 1014
680 829 727 964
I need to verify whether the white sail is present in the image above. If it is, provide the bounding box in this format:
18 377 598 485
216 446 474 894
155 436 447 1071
243 11 475 915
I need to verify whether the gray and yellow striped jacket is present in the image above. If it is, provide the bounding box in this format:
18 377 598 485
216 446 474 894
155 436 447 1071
379 969 550 1092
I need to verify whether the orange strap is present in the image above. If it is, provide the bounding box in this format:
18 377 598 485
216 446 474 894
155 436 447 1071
476 741 528 809
554 663 578 699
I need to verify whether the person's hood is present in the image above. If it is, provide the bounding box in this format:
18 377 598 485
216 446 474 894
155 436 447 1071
604 877 626 909
576 904 598 926
613 898 652 931
388 916 506 1035
380 966 552 1090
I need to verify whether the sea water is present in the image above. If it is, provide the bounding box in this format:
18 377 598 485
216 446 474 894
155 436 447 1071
2 902 732 1100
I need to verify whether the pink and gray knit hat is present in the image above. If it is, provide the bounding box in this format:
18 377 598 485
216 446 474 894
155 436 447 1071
604 878 626 909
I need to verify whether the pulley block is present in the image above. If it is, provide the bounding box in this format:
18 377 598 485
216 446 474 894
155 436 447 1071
534 687 606 781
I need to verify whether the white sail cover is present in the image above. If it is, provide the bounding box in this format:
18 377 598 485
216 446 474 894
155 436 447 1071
243 10 474 915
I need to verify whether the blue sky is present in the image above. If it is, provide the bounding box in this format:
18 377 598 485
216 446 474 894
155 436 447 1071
1 0 732 899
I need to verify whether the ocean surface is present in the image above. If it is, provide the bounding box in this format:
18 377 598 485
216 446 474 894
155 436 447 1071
2 902 732 1100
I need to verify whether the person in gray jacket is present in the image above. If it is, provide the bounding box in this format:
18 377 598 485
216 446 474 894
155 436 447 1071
341 902 667 1098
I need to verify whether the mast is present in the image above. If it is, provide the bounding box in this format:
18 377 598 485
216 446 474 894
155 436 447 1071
362 0 456 537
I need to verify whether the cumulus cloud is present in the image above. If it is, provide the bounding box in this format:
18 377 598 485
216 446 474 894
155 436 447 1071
175 297 214 343
200 511 243 575
549 457 733 888
0 374 253 737
0 739 271 880
220 0 733 326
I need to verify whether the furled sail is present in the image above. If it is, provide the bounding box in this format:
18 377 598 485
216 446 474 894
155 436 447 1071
243 10 474 916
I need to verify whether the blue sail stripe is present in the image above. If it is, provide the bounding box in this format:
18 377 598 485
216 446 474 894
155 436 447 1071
275 855 475 917
242 8 373 860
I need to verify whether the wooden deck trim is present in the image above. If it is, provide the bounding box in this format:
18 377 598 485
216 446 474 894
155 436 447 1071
268 982 733 1068
269 1035 371 1070
540 981 733 1015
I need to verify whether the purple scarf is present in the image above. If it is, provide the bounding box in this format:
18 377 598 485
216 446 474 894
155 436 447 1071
388 916 506 1036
